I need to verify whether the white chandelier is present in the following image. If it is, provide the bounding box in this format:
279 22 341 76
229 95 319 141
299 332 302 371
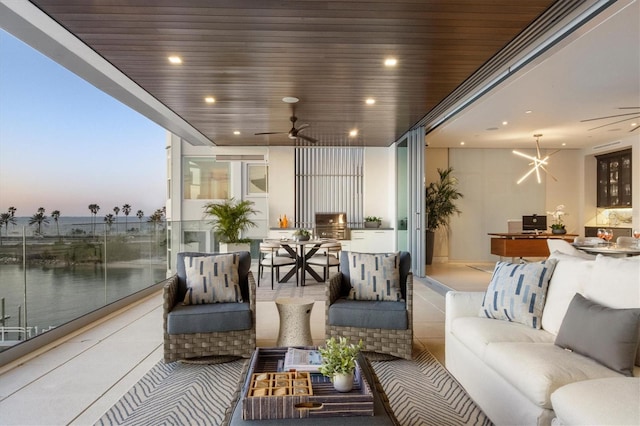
513 134 558 184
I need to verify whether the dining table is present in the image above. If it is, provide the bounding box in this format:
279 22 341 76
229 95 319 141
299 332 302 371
573 242 640 257
265 238 329 285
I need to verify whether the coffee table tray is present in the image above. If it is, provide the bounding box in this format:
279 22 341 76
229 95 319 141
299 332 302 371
242 347 374 420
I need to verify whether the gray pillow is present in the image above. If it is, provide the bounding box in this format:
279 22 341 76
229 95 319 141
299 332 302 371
555 293 640 377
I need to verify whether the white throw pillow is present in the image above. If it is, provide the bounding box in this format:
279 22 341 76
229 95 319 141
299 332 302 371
480 259 558 329
346 252 403 301
182 254 243 305
541 252 594 335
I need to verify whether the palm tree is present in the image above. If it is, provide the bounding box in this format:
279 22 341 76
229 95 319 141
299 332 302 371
29 207 49 235
113 206 120 233
136 210 144 232
0 212 13 245
8 206 16 231
122 204 132 233
104 213 115 234
51 210 61 237
88 204 100 235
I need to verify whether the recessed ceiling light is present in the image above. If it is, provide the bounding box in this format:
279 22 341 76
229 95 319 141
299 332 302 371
349 129 358 137
460 141 465 146
365 98 376 105
205 96 215 104
168 56 182 64
502 121 508 126
282 97 299 104
631 122 638 127
562 142 566 146
233 131 240 135
384 58 397 67
525 110 533 114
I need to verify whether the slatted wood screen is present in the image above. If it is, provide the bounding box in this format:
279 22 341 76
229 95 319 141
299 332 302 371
294 147 364 229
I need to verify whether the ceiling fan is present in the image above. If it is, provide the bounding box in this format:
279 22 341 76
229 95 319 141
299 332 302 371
254 105 318 143
581 107 640 132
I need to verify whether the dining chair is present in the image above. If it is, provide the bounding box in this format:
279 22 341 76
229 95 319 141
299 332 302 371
616 236 636 248
258 241 298 289
306 241 341 281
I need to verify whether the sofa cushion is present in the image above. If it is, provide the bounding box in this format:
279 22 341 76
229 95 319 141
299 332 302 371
542 252 593 335
551 377 640 426
328 298 407 329
451 317 554 359
484 342 623 409
346 252 404 301
183 253 243 304
555 293 640 377
340 251 411 300
480 259 558 329
584 255 640 367
166 301 252 334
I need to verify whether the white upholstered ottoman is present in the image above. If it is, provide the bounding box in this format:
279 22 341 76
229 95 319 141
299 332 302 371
551 377 640 425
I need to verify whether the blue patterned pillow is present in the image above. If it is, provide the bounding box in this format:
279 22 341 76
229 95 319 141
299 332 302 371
479 259 558 329
182 254 243 305
347 252 404 302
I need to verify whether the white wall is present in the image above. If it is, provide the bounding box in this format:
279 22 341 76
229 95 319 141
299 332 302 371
364 147 395 228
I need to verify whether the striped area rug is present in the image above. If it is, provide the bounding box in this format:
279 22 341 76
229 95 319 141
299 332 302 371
97 349 492 426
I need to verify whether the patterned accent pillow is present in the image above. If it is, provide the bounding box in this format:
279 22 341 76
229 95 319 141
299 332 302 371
479 259 558 329
347 252 404 302
182 254 243 305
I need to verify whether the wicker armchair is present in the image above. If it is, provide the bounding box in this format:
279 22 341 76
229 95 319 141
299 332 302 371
163 251 256 363
325 251 413 360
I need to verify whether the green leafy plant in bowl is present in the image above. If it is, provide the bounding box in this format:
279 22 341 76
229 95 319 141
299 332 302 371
293 228 311 241
318 337 364 392
364 216 382 228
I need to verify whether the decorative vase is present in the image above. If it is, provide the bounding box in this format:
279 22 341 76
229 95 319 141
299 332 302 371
332 372 354 392
551 228 567 235
364 221 380 228
296 235 310 241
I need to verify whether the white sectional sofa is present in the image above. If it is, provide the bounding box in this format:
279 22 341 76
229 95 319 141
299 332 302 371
445 252 640 426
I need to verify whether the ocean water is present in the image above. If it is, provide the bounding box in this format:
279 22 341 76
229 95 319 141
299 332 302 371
0 263 166 332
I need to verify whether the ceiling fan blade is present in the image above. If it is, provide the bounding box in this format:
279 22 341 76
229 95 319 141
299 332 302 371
296 134 318 143
630 125 640 132
580 112 640 122
297 123 310 131
587 115 640 131
255 131 287 135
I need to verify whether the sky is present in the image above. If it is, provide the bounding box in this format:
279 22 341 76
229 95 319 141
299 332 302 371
0 30 167 218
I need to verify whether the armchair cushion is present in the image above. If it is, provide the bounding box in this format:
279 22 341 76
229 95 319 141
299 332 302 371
329 298 408 330
176 251 251 303
340 251 411 299
183 253 243 304
167 301 252 334
346 252 403 301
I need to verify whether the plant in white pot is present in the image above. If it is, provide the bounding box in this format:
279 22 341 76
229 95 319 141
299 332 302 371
203 198 258 253
293 228 311 241
364 216 382 228
318 337 363 392
425 167 463 265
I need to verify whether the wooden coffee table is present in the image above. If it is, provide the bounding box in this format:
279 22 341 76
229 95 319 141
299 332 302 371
228 348 399 425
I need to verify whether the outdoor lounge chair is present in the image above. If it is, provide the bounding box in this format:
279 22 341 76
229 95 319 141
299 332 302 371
325 251 413 360
163 251 256 362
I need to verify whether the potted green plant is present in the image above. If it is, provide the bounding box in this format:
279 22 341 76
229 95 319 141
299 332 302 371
203 198 258 253
364 216 382 228
426 167 463 265
293 228 311 241
318 337 363 392
548 204 567 234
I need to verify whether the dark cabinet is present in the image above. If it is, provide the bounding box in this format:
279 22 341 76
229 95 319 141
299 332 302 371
596 149 632 207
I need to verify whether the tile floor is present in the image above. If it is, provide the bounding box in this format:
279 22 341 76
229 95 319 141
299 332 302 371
0 262 492 425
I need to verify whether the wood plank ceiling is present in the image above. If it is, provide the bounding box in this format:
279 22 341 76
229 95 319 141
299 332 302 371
30 0 556 147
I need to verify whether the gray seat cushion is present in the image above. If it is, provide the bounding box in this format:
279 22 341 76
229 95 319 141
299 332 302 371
328 298 407 330
167 301 252 334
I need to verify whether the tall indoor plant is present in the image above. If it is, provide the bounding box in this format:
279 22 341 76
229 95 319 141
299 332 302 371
203 198 258 252
426 167 463 265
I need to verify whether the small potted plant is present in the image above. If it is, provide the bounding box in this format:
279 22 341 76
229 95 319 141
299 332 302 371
318 337 364 392
548 204 567 234
364 216 382 228
293 228 311 241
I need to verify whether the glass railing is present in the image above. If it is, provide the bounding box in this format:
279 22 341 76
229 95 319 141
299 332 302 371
0 219 263 352
0 220 168 352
